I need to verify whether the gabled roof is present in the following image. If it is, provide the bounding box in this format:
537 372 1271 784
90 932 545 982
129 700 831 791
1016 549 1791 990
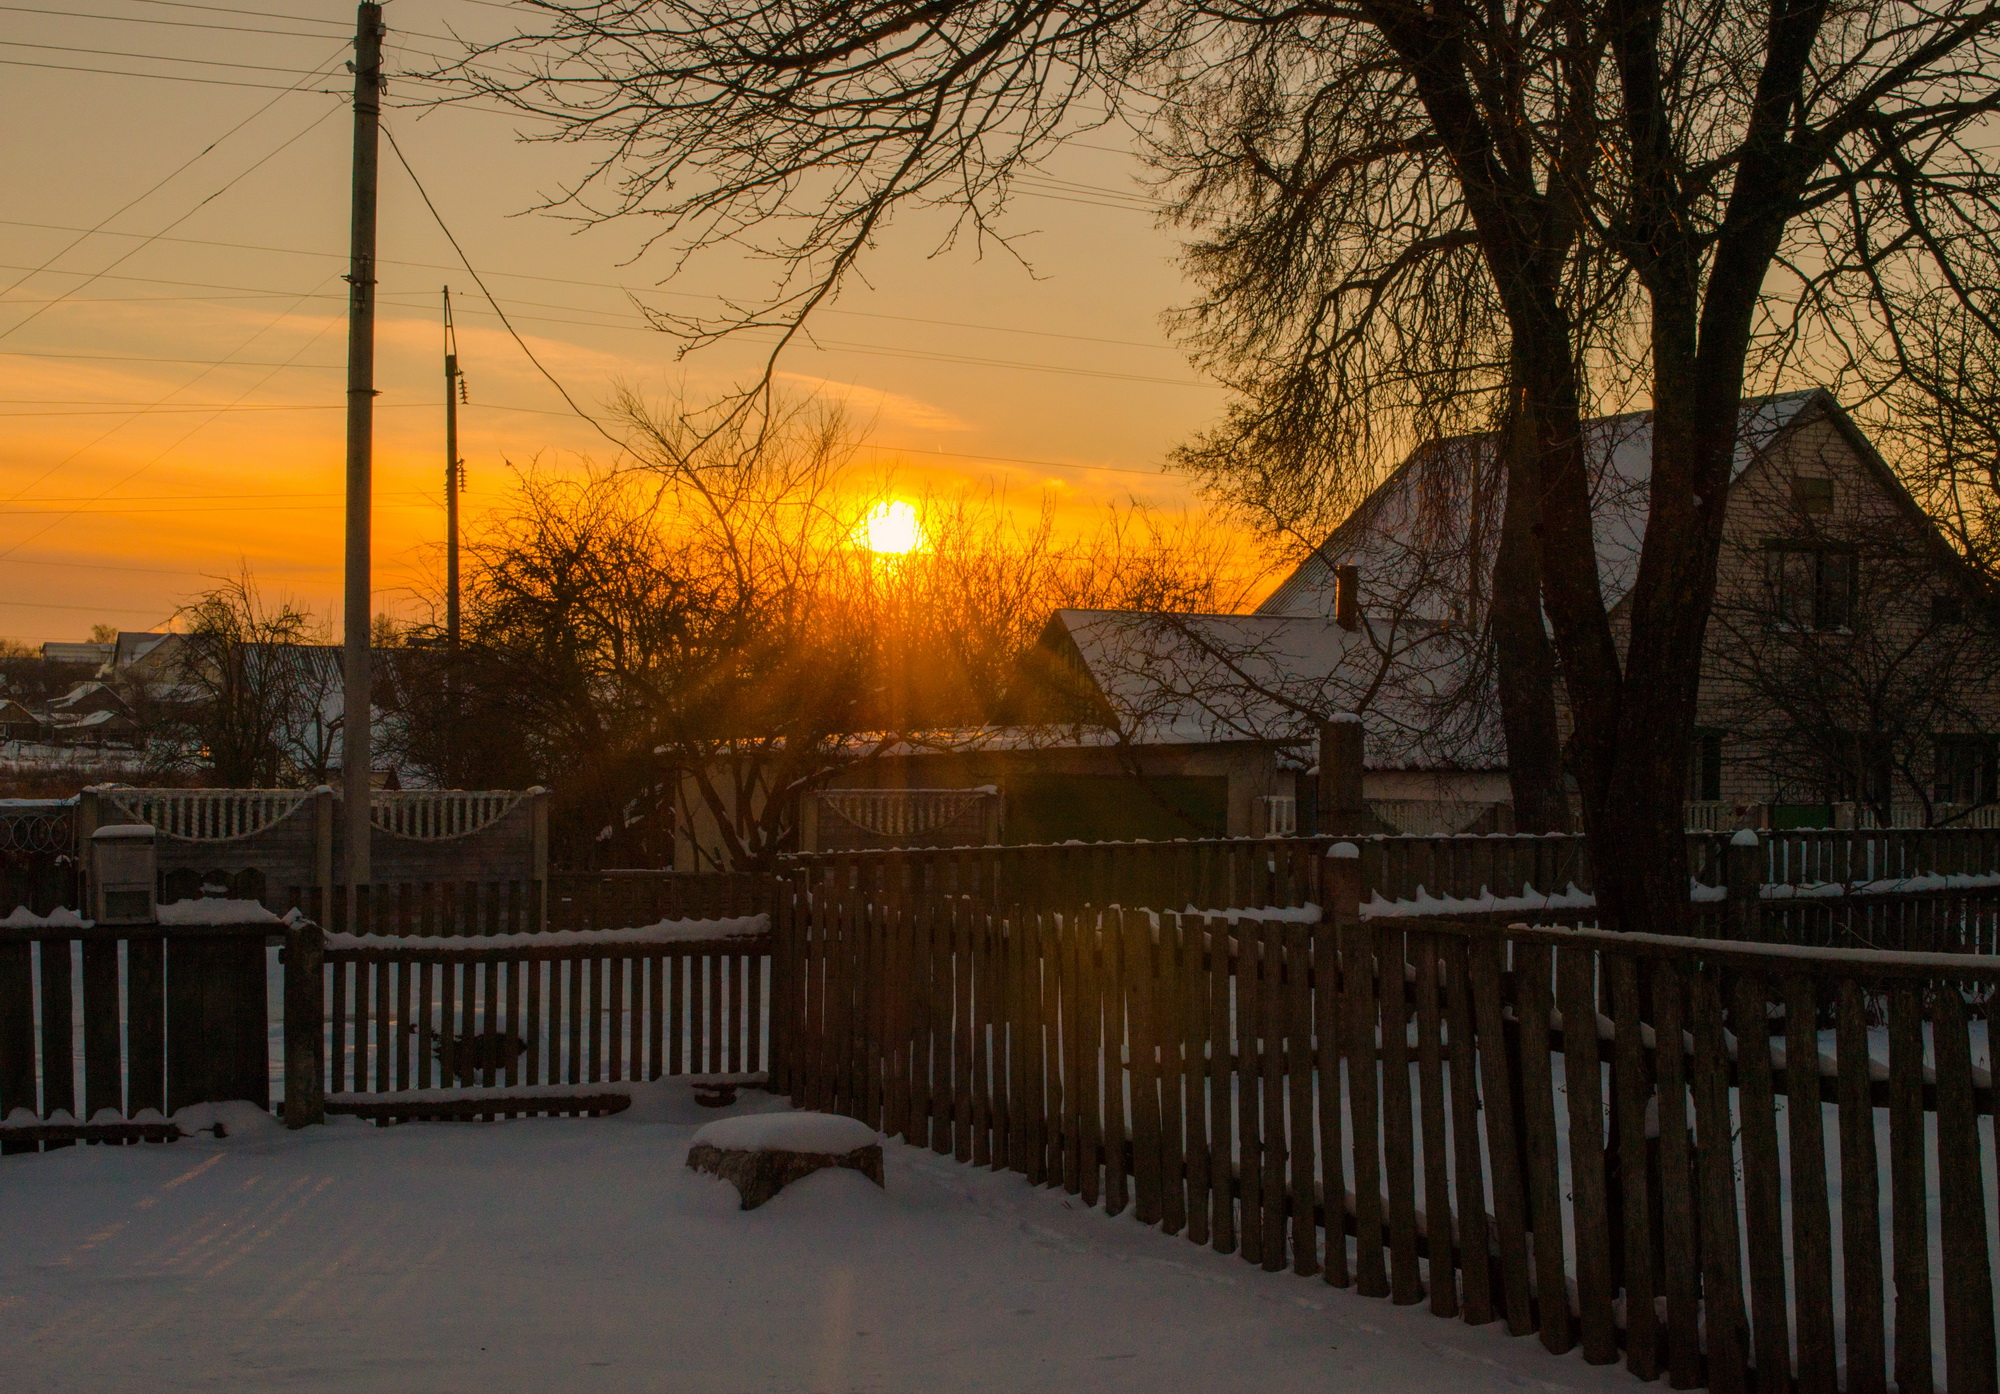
1018 608 1505 770
49 681 130 714
112 631 169 668
1259 389 1826 621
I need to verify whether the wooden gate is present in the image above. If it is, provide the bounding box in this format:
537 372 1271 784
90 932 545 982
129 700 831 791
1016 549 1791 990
0 921 273 1152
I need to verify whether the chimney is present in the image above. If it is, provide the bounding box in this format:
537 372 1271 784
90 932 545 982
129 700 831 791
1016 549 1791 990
1335 564 1361 631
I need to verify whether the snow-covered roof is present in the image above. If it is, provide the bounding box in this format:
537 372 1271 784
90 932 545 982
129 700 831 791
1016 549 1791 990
112 632 169 668
1260 389 1825 620
49 681 123 711
51 709 137 730
1020 609 1505 770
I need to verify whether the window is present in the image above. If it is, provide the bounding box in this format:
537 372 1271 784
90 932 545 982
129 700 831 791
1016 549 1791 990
1768 542 1857 630
1792 477 1834 515
1934 735 1997 805
1933 591 1968 625
1836 731 1893 807
1687 728 1723 802
1261 794 1298 838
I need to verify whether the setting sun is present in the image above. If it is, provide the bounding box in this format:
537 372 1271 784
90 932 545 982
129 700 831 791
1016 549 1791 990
855 499 926 555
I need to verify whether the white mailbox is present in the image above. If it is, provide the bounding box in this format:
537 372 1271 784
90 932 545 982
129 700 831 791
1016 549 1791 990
90 823 158 925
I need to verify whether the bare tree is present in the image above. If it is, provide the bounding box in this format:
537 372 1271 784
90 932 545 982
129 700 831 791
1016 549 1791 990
167 575 337 788
393 392 1242 868
445 1 2000 931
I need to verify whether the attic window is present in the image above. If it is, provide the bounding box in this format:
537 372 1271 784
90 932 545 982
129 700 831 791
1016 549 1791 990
1766 540 1856 631
1792 477 1834 515
1933 592 1967 625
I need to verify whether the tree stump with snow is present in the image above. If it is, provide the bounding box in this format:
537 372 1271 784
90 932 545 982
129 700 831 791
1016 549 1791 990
685 1112 883 1210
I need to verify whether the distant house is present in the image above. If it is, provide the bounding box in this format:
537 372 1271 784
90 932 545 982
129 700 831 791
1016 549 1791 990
110 631 169 669
46 709 142 749
0 699 40 742
40 641 113 668
47 682 132 720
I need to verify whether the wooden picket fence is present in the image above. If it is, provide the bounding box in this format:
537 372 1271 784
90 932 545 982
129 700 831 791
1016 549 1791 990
0 920 276 1152
782 826 2000 913
284 880 544 936
323 928 772 1097
548 870 772 931
770 883 2000 1394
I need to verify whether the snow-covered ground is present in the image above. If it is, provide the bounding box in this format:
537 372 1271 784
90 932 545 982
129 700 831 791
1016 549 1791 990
0 1083 1640 1394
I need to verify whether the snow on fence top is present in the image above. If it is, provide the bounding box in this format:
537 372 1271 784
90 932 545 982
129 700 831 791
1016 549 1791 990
0 898 283 930
322 912 769 953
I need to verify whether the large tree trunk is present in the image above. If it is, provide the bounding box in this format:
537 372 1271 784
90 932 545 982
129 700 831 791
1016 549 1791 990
1492 378 1573 834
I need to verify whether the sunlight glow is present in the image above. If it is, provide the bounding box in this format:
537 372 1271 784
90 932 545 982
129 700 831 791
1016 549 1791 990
855 499 925 555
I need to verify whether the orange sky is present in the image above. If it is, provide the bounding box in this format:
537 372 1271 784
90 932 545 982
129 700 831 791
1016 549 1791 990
0 1 1258 645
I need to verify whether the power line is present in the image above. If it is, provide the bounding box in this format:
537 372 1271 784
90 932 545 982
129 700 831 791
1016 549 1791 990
0 5 370 39
0 40 348 307
4 488 417 505
0 39 332 73
0 272 348 530
0 349 341 368
0 220 1186 353
2 96 343 341
0 56 341 90
382 120 630 453
120 0 345 25
4 499 435 516
0 597 182 617
0 404 344 416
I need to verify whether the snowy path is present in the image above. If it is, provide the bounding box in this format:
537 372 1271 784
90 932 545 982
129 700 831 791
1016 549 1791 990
0 1085 1641 1394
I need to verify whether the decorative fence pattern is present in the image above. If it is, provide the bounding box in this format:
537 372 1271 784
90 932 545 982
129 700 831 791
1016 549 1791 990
105 789 309 841
0 799 73 917
771 885 2000 1394
0 920 275 1152
368 790 530 840
322 923 773 1098
75 786 548 924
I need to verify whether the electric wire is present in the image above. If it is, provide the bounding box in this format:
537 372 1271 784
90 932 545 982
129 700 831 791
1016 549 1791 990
0 269 345 517
0 299 346 558
382 120 630 453
0 39 348 305
1 90 343 342
0 57 340 89
0 220 1181 353
0 39 331 72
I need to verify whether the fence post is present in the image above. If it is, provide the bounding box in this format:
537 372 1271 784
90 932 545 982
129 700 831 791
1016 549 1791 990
1726 829 1763 941
530 786 550 931
282 917 325 1128
1322 840 1363 923
311 785 335 927
1317 719 1368 836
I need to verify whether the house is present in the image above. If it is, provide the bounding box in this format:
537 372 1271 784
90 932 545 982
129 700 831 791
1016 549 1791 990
46 709 142 749
47 682 132 720
1263 388 2000 828
0 700 40 742
40 641 112 668
761 606 1497 861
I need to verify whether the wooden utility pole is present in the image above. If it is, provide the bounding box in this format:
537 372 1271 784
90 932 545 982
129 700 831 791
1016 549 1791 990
341 0 383 900
443 286 463 654
442 286 463 788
